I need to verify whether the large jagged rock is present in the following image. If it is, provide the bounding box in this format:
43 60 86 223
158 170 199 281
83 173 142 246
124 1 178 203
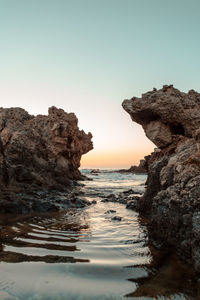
0 106 93 213
123 85 200 148
123 85 200 272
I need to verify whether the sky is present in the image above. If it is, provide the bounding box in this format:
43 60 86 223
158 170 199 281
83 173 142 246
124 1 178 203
0 0 200 168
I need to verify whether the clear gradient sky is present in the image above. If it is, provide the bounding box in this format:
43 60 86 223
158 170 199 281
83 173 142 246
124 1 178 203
0 0 200 168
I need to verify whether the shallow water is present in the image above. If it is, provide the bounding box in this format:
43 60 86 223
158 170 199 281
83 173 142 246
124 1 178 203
0 170 198 299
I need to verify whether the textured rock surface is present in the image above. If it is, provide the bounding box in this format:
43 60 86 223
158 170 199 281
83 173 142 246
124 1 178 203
0 106 93 213
123 84 200 147
123 85 200 272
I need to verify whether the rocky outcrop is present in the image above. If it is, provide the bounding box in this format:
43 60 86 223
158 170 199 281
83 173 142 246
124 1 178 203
123 85 200 148
123 85 200 272
117 159 148 174
0 106 93 213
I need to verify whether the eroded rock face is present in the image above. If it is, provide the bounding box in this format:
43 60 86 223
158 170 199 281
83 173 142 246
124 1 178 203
123 85 200 272
145 120 172 148
123 85 200 147
0 106 93 213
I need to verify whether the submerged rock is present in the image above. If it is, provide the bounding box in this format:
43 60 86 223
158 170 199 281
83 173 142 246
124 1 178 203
123 85 200 271
0 106 93 213
90 169 100 174
112 216 122 221
105 209 116 214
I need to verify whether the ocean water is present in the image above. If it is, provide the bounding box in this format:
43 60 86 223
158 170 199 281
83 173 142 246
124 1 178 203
0 170 197 300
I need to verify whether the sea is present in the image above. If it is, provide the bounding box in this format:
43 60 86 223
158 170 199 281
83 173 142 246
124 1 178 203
0 169 197 300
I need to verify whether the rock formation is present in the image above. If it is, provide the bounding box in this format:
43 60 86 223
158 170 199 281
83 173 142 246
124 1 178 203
122 85 200 272
0 106 93 213
117 159 148 174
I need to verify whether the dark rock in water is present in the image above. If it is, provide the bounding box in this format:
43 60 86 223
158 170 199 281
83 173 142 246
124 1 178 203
72 197 92 208
101 194 118 203
122 189 134 194
101 198 109 203
90 169 100 175
105 209 116 214
118 198 127 204
0 188 92 214
126 198 140 210
107 193 116 199
91 200 97 204
112 216 122 221
101 190 143 207
122 189 143 195
123 85 200 272
0 106 93 213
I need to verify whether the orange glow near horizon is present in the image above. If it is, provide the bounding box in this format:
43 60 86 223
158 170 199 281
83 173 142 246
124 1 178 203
80 147 154 169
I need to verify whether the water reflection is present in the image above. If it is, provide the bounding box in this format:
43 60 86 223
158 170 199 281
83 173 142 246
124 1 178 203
0 172 199 299
125 252 198 299
0 210 90 264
